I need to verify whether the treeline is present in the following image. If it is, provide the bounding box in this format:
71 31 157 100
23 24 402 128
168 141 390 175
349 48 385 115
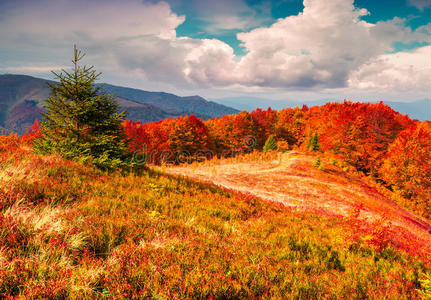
8 100 431 218
122 101 431 218
122 106 305 164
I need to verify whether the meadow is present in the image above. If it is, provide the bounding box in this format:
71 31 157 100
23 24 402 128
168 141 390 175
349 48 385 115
124 102 431 221
1 134 431 298
164 150 431 253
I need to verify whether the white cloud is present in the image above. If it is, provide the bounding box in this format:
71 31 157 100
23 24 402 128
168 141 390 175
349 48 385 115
0 0 188 83
202 15 265 34
1 0 183 41
233 0 431 88
0 0 431 95
348 45 431 91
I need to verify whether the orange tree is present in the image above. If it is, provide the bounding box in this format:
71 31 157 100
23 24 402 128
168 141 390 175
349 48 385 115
167 115 212 162
380 122 431 217
274 106 306 146
303 101 413 174
206 111 256 154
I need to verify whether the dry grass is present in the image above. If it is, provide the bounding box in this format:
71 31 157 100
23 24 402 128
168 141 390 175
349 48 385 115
163 150 431 255
2 143 431 298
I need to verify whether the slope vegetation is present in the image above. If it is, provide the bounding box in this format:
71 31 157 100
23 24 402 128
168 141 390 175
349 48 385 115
0 138 430 298
165 151 431 252
0 136 431 299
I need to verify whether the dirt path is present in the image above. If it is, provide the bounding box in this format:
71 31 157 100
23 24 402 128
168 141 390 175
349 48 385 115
161 151 431 254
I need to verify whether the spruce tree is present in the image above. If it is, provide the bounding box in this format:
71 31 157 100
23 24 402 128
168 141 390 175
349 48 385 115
313 156 324 170
263 135 278 151
34 45 132 170
307 132 321 152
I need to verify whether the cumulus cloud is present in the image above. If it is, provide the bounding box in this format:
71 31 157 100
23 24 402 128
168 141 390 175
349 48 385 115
348 45 431 91
0 0 188 82
0 0 431 93
0 0 183 41
233 0 431 88
182 0 431 89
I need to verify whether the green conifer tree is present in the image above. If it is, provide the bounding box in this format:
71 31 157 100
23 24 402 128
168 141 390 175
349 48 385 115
34 45 132 170
263 135 278 151
307 132 321 152
313 156 325 170
313 156 322 168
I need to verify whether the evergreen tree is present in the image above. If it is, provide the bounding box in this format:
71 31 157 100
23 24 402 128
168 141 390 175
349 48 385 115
313 156 325 170
34 45 132 170
263 135 278 151
307 132 321 152
313 156 321 168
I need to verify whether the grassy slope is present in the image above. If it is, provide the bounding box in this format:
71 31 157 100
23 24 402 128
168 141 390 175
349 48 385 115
0 145 430 298
164 151 431 256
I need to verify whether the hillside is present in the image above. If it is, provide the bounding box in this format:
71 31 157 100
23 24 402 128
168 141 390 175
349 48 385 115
0 74 238 134
164 151 431 253
124 101 431 221
2 98 431 297
0 137 430 298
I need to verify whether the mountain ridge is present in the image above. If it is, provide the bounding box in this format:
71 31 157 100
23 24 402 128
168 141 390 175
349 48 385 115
0 74 238 134
101 83 237 117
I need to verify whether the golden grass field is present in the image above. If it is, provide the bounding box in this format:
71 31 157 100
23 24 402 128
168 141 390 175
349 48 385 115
2 142 431 298
163 151 431 257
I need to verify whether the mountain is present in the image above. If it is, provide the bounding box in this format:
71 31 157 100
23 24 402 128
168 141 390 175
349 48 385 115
213 97 431 121
101 84 238 117
0 74 238 134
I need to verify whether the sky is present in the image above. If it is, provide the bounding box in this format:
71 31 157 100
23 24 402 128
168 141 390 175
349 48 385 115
0 0 431 102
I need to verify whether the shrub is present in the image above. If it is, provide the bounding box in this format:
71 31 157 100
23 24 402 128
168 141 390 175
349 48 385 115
263 135 278 151
419 273 431 298
313 156 322 169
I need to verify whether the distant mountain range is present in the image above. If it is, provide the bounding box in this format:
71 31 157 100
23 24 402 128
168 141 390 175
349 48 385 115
1 73 429 135
0 74 238 134
212 97 431 121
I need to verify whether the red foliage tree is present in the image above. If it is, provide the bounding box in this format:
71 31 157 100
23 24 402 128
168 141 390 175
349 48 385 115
123 115 212 164
250 108 278 147
206 111 256 154
274 107 306 146
122 120 150 152
122 119 170 164
303 101 413 174
167 115 212 162
380 122 431 217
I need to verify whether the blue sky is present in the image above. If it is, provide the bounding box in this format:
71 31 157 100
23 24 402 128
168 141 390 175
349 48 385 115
0 0 431 101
